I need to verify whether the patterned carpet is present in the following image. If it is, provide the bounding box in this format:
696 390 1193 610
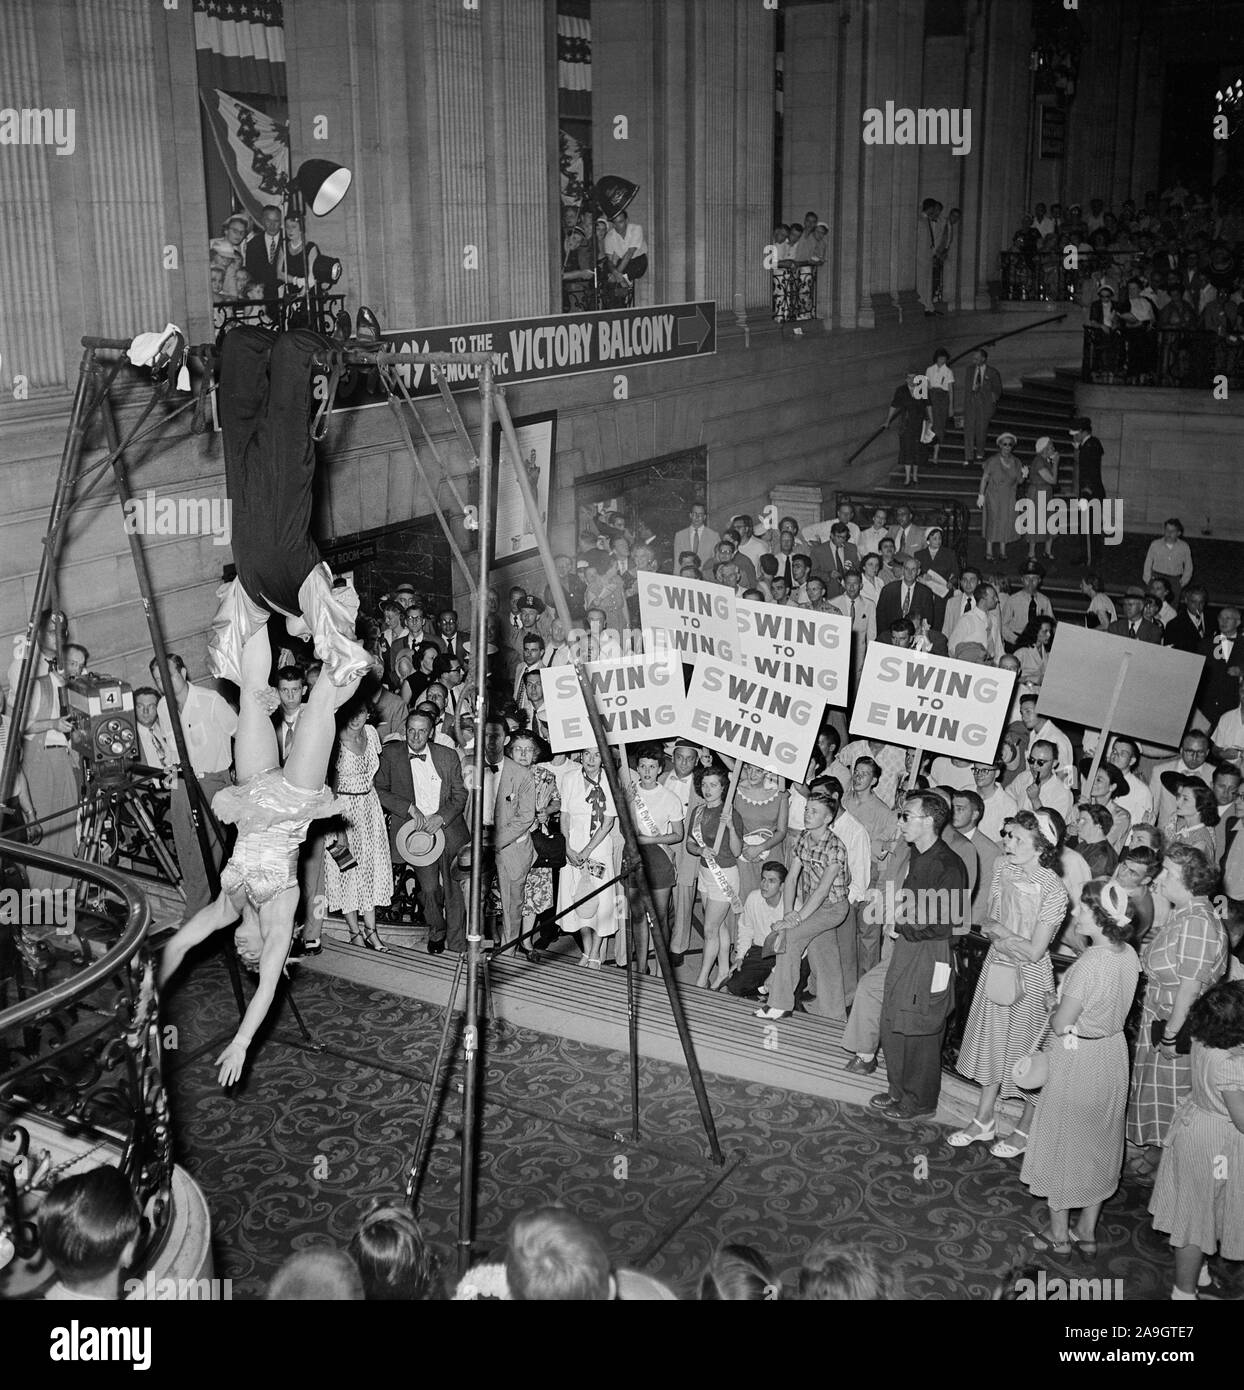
163 954 1186 1301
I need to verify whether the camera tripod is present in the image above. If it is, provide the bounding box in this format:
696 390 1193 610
75 760 180 892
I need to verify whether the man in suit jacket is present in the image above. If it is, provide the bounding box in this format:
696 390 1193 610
889 506 925 560
243 205 283 301
434 609 470 663
1107 588 1163 643
672 504 719 568
1069 417 1106 565
805 522 860 585
375 710 470 952
962 348 1003 462
948 789 1001 929
479 718 537 949
1164 585 1210 653
1198 606 1243 727
875 558 936 634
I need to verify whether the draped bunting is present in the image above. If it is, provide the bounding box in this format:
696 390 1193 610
557 12 591 119
194 0 287 98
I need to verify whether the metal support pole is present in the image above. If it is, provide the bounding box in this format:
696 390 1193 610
491 386 725 1166
0 349 105 809
457 361 495 1276
94 390 245 1016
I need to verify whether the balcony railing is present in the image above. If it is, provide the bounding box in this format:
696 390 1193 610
999 249 1145 304
212 291 347 340
1081 324 1244 388
771 263 820 324
0 839 172 1291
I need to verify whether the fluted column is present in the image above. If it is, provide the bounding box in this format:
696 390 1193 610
72 0 172 339
735 2 776 313
0 2 67 392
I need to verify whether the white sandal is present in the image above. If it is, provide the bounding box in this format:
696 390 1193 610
989 1128 1028 1159
948 1118 996 1148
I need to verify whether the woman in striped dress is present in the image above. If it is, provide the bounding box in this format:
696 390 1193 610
949 810 1069 1157
1125 845 1228 1178
1020 880 1141 1256
1148 980 1244 1298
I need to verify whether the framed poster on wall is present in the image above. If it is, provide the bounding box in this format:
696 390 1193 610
490 409 557 565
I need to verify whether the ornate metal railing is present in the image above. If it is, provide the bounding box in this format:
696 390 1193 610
999 249 1144 303
835 492 971 576
772 263 820 324
1081 324 1244 389
212 291 347 339
0 840 170 1283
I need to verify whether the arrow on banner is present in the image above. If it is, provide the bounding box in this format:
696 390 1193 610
677 304 712 352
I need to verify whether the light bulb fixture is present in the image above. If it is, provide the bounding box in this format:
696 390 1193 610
313 253 342 286
293 158 352 217
590 176 639 221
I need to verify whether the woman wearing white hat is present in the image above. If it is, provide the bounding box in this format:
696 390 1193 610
977 432 1023 563
1025 436 1059 563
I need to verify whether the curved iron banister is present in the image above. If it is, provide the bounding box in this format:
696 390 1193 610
844 312 1070 467
0 841 150 1033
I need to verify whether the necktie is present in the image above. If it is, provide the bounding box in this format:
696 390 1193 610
975 367 983 391
832 547 842 576
151 727 167 764
849 599 857 625
899 528 908 552
1130 623 1137 638
282 721 295 760
902 587 911 617
268 236 277 262
487 763 499 774
692 527 700 552
784 557 793 587
411 753 427 761
964 596 973 611
1028 597 1038 626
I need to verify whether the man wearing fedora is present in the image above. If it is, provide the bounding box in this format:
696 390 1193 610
999 560 1053 650
376 710 469 954
1107 587 1163 643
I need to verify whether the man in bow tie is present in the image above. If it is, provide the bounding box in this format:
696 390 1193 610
376 710 469 954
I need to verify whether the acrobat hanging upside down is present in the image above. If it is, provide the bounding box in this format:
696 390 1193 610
208 324 371 689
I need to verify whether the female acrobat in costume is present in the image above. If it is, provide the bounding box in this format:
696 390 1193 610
160 326 374 1085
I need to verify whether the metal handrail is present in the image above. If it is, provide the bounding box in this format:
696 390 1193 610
845 312 1070 467
0 842 151 1034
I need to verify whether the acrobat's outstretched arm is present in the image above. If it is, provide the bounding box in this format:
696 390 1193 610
215 907 294 1086
159 892 241 989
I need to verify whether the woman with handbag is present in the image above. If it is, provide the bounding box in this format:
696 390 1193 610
512 733 561 950
1019 880 1141 1256
557 747 618 968
1125 845 1228 1180
324 695 393 952
627 745 684 975
1148 980 1244 1299
949 810 1069 1155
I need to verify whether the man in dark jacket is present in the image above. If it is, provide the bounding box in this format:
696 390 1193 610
872 791 966 1121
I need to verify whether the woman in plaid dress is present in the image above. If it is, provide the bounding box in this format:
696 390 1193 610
949 810 1068 1157
1126 845 1228 1176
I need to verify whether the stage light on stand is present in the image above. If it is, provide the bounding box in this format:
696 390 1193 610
590 175 639 221
294 158 352 217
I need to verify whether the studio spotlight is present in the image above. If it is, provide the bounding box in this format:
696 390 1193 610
590 175 639 221
294 158 352 217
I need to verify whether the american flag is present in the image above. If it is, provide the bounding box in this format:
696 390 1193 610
194 0 286 99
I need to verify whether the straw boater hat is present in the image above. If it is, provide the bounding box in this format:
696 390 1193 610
996 430 1018 446
395 820 445 867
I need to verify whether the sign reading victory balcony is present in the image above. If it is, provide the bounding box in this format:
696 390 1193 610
339 303 716 405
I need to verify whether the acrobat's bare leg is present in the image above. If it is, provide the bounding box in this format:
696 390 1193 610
233 625 281 782
284 666 363 792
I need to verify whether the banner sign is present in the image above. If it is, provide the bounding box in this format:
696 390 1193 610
682 657 821 779
333 303 717 409
850 646 1015 761
736 598 851 705
638 570 741 663
540 655 681 752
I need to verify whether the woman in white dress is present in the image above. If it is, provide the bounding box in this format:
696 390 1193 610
557 747 618 967
325 698 394 951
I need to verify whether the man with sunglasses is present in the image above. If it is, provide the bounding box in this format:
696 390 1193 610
1007 738 1074 819
871 792 966 1121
